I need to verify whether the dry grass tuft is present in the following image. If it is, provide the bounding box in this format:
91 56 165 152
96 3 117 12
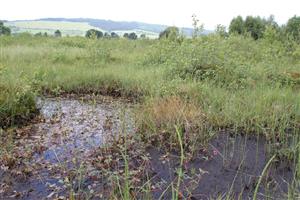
286 71 300 79
147 96 202 127
136 96 207 151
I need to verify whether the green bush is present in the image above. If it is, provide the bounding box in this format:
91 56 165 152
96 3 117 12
0 82 37 127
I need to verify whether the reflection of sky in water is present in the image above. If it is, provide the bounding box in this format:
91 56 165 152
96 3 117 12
33 97 134 163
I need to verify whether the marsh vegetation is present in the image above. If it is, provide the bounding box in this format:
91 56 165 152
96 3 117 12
1 16 300 199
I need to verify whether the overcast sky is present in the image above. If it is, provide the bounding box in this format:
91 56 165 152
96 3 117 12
1 0 300 30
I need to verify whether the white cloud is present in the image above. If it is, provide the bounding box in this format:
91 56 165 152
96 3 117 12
1 0 300 29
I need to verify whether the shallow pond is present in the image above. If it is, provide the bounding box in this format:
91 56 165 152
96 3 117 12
0 96 134 199
35 97 134 162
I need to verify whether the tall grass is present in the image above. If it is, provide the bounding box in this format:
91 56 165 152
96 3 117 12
253 154 277 200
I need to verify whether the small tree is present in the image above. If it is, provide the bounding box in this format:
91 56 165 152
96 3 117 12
229 16 245 35
159 26 179 40
140 34 146 39
111 32 119 38
215 24 227 37
263 25 280 43
244 16 265 40
104 32 110 38
123 33 129 38
54 29 62 37
35 32 43 37
0 21 11 36
86 29 103 39
128 32 137 40
192 14 204 38
265 15 279 29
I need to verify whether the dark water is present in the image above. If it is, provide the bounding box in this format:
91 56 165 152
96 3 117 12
0 96 134 199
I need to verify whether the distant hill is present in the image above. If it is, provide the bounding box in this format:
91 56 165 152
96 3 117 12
4 18 211 38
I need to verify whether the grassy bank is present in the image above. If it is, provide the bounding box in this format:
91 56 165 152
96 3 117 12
1 34 299 135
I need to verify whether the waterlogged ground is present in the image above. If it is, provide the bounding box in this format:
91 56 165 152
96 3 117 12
0 96 296 200
35 96 134 161
0 96 134 199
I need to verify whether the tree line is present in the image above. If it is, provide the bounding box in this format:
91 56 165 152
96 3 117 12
228 15 300 41
85 29 145 40
159 15 300 43
1 15 300 42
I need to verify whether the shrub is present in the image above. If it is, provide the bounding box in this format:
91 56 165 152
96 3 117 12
0 82 37 127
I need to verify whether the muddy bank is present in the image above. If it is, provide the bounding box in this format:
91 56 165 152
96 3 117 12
147 133 294 199
41 87 143 103
0 96 296 200
88 132 295 199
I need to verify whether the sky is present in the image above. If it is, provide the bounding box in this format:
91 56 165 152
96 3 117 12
1 0 300 30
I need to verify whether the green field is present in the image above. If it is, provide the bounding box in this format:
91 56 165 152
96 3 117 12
4 20 159 37
5 20 105 36
1 33 300 198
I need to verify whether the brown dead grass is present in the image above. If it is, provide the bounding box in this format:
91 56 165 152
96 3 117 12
136 96 208 151
287 71 300 79
146 96 202 127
